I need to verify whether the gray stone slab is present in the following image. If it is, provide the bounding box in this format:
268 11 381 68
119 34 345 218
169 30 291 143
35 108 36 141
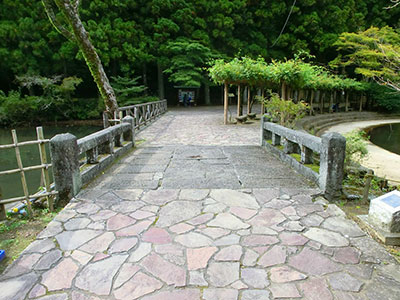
117 165 167 173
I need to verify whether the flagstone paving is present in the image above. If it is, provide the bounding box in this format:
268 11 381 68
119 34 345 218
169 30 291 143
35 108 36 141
1 107 400 299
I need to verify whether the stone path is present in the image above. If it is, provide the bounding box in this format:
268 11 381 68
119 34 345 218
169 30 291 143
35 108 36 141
1 107 400 300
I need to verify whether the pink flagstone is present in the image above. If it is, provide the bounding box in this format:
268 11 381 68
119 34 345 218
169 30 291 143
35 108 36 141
116 220 152 237
107 214 136 231
270 283 301 298
333 247 360 264
141 289 201 300
142 228 171 244
114 272 163 300
229 207 257 220
298 278 333 300
242 235 279 246
289 248 341 276
169 223 194 234
41 258 79 291
258 245 287 267
130 210 155 220
141 253 186 286
279 232 308 246
187 247 218 270
270 266 307 283
109 237 138 253
214 245 243 261
79 232 115 253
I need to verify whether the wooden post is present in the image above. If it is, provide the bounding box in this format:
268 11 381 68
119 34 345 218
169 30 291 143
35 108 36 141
247 86 251 114
0 187 6 221
224 82 228 125
309 90 315 116
320 91 324 114
261 89 265 115
36 127 53 212
363 170 373 202
329 91 334 113
237 85 242 117
12 130 33 218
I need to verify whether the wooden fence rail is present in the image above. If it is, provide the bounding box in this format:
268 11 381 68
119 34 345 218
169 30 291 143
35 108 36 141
0 127 56 219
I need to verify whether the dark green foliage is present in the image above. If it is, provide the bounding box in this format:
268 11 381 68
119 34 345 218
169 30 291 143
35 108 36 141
368 83 400 112
0 75 102 126
111 76 147 105
0 0 399 125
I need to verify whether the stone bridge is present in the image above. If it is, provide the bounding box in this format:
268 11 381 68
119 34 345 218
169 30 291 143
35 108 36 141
1 107 399 300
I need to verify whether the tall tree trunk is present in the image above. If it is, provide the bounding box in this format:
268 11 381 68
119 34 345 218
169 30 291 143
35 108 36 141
143 63 148 95
359 94 364 112
157 61 165 99
224 82 228 125
204 81 211 105
329 91 334 113
247 87 251 114
46 0 118 115
281 82 286 100
237 85 242 117
345 91 349 112
261 89 265 115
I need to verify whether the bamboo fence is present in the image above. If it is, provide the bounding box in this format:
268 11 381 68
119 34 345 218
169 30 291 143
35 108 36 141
0 127 57 219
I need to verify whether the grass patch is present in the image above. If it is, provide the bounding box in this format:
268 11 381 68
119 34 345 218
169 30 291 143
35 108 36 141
0 208 59 274
289 153 320 173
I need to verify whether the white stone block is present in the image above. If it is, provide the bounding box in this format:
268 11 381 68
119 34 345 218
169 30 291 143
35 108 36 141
368 190 400 233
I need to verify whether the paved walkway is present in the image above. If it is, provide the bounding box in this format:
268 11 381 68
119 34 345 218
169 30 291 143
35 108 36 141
1 107 400 300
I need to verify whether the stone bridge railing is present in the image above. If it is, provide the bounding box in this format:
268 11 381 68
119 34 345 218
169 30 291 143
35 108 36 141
50 100 168 202
50 116 135 202
260 117 346 201
104 99 168 129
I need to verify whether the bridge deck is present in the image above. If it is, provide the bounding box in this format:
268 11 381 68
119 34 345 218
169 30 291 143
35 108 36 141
1 107 399 300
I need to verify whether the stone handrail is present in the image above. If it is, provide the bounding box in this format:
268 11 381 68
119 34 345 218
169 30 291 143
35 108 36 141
104 99 168 129
260 117 346 201
50 116 135 202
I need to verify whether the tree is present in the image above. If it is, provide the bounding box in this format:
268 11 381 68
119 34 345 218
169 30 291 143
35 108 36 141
42 0 118 115
386 0 400 9
333 26 400 92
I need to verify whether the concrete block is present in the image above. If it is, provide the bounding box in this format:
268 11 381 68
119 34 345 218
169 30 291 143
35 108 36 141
369 190 400 233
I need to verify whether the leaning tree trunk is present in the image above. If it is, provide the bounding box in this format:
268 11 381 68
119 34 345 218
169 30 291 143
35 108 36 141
44 0 118 116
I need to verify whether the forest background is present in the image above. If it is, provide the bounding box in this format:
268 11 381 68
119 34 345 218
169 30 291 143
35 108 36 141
0 0 399 125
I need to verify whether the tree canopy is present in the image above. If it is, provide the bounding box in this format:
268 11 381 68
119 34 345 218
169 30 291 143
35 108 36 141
0 0 398 112
332 26 400 92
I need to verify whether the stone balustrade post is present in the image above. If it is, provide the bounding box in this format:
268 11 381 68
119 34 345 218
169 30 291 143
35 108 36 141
283 138 296 154
301 145 313 164
122 116 135 146
50 133 82 203
319 132 346 201
272 133 281 146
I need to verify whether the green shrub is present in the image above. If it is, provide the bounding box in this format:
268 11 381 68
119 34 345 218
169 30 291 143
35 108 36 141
258 93 308 128
344 130 369 166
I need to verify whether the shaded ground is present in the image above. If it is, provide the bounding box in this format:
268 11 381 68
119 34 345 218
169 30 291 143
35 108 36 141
1 106 399 300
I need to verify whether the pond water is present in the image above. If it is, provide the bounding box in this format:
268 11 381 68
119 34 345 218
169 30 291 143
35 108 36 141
0 125 102 202
369 123 400 155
